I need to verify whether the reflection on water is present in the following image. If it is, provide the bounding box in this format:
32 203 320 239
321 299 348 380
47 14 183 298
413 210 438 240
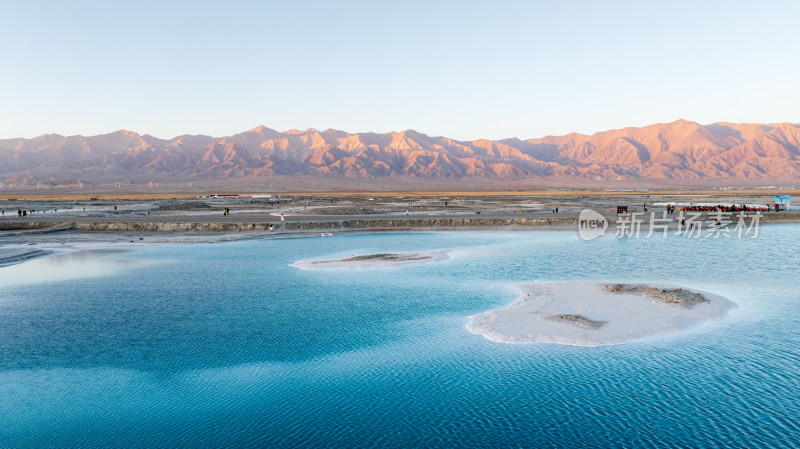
0 248 151 289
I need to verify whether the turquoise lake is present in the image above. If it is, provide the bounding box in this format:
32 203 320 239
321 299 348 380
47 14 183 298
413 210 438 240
1 228 799 448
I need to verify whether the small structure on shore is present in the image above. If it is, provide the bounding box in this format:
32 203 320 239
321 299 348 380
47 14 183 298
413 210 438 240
776 195 791 211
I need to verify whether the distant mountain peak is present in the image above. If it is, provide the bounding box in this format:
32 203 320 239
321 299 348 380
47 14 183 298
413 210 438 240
248 125 279 134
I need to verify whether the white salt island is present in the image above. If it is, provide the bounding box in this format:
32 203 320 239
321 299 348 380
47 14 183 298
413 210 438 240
467 282 735 346
291 251 449 269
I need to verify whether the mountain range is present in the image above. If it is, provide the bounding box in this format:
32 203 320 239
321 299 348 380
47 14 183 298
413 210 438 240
2 120 800 186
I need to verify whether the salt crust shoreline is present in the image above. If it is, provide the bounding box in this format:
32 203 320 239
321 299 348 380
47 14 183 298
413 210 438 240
467 281 736 346
0 248 54 267
291 250 450 269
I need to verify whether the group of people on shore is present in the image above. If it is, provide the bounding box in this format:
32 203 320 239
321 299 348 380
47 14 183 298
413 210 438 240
680 204 778 213
4 208 60 217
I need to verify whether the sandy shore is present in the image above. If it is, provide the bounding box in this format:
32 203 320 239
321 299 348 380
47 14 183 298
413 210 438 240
1 193 797 268
2 192 797 236
467 282 736 346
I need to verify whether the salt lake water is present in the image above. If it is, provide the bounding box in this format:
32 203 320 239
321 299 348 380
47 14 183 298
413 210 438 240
1 227 799 448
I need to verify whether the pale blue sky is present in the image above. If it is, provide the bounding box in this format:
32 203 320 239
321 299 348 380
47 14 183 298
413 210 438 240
1 0 798 140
